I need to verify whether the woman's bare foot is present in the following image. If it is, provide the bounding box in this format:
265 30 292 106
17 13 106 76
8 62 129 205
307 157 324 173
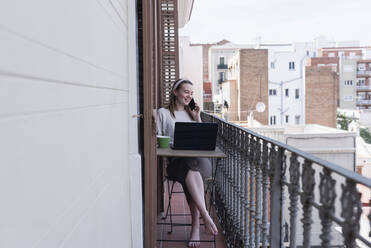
203 214 218 236
188 225 200 247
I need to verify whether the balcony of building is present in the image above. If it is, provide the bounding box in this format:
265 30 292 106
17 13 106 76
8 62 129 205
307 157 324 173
217 63 228 70
218 78 227 84
155 112 371 247
357 70 371 77
357 99 371 105
357 85 371 91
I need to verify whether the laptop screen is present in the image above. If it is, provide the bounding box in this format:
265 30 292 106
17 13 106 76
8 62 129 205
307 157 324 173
173 122 218 150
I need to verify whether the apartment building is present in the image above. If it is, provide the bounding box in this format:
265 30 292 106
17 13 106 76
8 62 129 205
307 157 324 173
206 42 255 107
319 47 363 58
190 40 230 105
309 46 371 110
338 58 358 109
224 49 268 124
263 43 315 126
356 59 371 109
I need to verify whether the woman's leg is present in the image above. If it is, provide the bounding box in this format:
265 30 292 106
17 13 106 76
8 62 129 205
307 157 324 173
187 198 200 247
185 170 218 236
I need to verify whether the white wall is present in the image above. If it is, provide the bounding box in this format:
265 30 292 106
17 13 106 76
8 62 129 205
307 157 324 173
179 36 203 109
0 1 142 248
268 43 313 126
339 58 357 109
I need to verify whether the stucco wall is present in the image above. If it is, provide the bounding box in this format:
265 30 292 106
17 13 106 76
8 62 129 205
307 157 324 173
0 1 142 248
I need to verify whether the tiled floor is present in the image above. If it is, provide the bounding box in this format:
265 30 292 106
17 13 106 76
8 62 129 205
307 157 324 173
157 181 227 248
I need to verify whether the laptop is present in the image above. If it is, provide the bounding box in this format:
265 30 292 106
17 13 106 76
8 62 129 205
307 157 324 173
172 122 218 150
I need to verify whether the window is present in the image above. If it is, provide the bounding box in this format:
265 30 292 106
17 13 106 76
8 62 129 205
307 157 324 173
295 115 300 125
349 52 356 58
339 51 345 58
358 64 366 71
344 95 353 101
285 115 289 123
344 80 353 86
270 115 276 125
219 57 225 65
358 79 365 86
285 88 289 97
269 89 277 96
270 62 275 69
289 62 295 70
295 89 299 99
328 52 335 57
306 50 310 56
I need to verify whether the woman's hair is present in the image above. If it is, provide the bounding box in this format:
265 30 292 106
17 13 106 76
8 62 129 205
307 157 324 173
167 79 195 120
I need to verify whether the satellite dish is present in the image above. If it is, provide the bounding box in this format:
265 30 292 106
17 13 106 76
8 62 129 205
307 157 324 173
256 102 266 113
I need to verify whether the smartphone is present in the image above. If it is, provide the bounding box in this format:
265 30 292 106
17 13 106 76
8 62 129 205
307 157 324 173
189 98 196 111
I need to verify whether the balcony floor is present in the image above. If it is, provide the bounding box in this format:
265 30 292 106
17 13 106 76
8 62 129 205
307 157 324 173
157 182 227 248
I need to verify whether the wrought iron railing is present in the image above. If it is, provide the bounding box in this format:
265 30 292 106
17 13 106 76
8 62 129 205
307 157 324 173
218 64 228 69
357 85 371 90
357 71 371 76
357 99 371 105
201 112 371 248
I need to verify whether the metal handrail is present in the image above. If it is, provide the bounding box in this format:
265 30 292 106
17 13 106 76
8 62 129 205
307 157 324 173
201 111 371 248
205 112 370 187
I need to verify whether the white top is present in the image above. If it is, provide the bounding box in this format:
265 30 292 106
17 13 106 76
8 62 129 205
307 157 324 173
157 108 195 144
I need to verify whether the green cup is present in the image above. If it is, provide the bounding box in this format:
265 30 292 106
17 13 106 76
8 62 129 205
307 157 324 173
157 135 171 148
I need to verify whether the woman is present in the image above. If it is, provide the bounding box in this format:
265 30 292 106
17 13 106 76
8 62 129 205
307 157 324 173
157 79 218 247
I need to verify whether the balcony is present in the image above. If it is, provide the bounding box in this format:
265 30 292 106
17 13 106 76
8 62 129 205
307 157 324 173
357 85 371 91
198 112 371 247
357 71 371 77
357 99 371 105
218 78 227 84
217 64 228 70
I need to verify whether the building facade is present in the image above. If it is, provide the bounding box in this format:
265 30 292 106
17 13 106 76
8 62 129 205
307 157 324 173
224 49 269 124
339 58 358 109
264 43 314 126
305 66 338 127
356 60 371 109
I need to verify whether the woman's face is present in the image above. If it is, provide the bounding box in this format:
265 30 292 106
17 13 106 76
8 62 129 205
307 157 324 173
174 83 193 106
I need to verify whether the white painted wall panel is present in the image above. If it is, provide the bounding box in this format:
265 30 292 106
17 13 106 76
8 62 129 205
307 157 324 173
0 0 141 247
0 0 128 80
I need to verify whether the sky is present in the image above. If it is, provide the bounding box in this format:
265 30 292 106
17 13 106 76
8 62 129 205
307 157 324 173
180 0 371 45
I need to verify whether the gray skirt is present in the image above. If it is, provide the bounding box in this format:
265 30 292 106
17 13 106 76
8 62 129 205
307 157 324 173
167 157 212 200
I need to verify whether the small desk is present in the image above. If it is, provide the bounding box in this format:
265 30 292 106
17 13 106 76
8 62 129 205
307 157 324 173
157 147 227 159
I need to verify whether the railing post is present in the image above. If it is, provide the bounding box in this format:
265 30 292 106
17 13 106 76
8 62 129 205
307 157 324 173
249 136 256 247
261 141 270 248
288 153 300 247
255 139 263 247
300 159 315 248
270 147 284 248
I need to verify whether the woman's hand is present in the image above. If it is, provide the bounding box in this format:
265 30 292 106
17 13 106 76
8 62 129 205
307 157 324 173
190 102 201 122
